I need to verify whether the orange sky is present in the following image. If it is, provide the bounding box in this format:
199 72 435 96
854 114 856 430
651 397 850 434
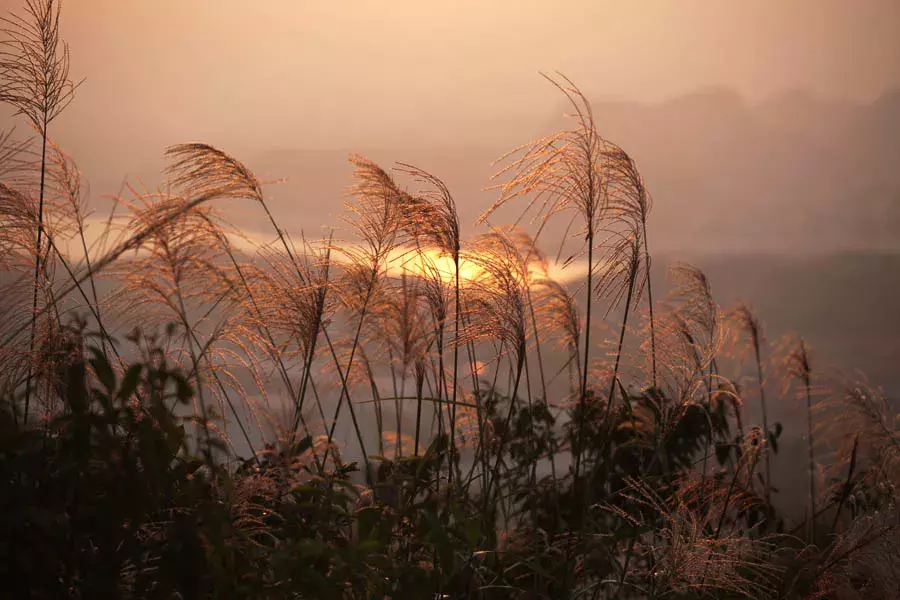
50 0 900 153
3 0 899 257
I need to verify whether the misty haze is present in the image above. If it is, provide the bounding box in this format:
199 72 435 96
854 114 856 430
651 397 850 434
1 1 898 598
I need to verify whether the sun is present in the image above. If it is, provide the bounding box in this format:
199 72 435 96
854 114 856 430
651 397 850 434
385 247 484 285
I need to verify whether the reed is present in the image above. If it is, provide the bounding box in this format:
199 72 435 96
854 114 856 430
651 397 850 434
1 0 77 424
1 3 897 595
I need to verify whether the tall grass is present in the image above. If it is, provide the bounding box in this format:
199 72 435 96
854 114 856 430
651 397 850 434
1 2 898 597
1 0 77 424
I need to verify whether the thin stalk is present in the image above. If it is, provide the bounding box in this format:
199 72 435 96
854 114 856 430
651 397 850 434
171 274 210 445
252 195 330 450
483 352 524 512
184 324 260 465
462 337 506 494
289 311 323 441
604 265 636 426
430 329 447 490
397 363 407 458
289 241 332 444
572 235 594 485
74 214 106 355
830 434 859 536
467 334 489 490
448 258 461 488
642 226 657 389
526 281 561 525
521 353 542 595
805 373 816 542
388 346 399 404
712 449 756 542
321 325 370 476
364 357 385 455
216 234 313 461
582 261 637 527
413 362 424 455
39 231 119 361
24 116 49 425
308 377 327 436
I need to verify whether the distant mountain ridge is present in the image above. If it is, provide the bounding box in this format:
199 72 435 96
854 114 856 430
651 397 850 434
583 87 900 253
236 87 900 256
69 87 899 256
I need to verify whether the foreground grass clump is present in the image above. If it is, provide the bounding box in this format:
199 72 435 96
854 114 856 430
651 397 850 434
1 1 899 598
2 331 897 599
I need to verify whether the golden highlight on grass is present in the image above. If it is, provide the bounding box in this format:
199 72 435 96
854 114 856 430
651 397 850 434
0 3 897 598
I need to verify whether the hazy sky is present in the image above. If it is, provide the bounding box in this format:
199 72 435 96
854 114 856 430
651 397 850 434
48 0 900 155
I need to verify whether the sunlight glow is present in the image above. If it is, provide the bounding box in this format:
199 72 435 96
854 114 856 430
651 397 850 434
384 247 587 286
57 221 589 287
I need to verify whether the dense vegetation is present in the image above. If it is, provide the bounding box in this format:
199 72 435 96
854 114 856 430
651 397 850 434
1 2 897 598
